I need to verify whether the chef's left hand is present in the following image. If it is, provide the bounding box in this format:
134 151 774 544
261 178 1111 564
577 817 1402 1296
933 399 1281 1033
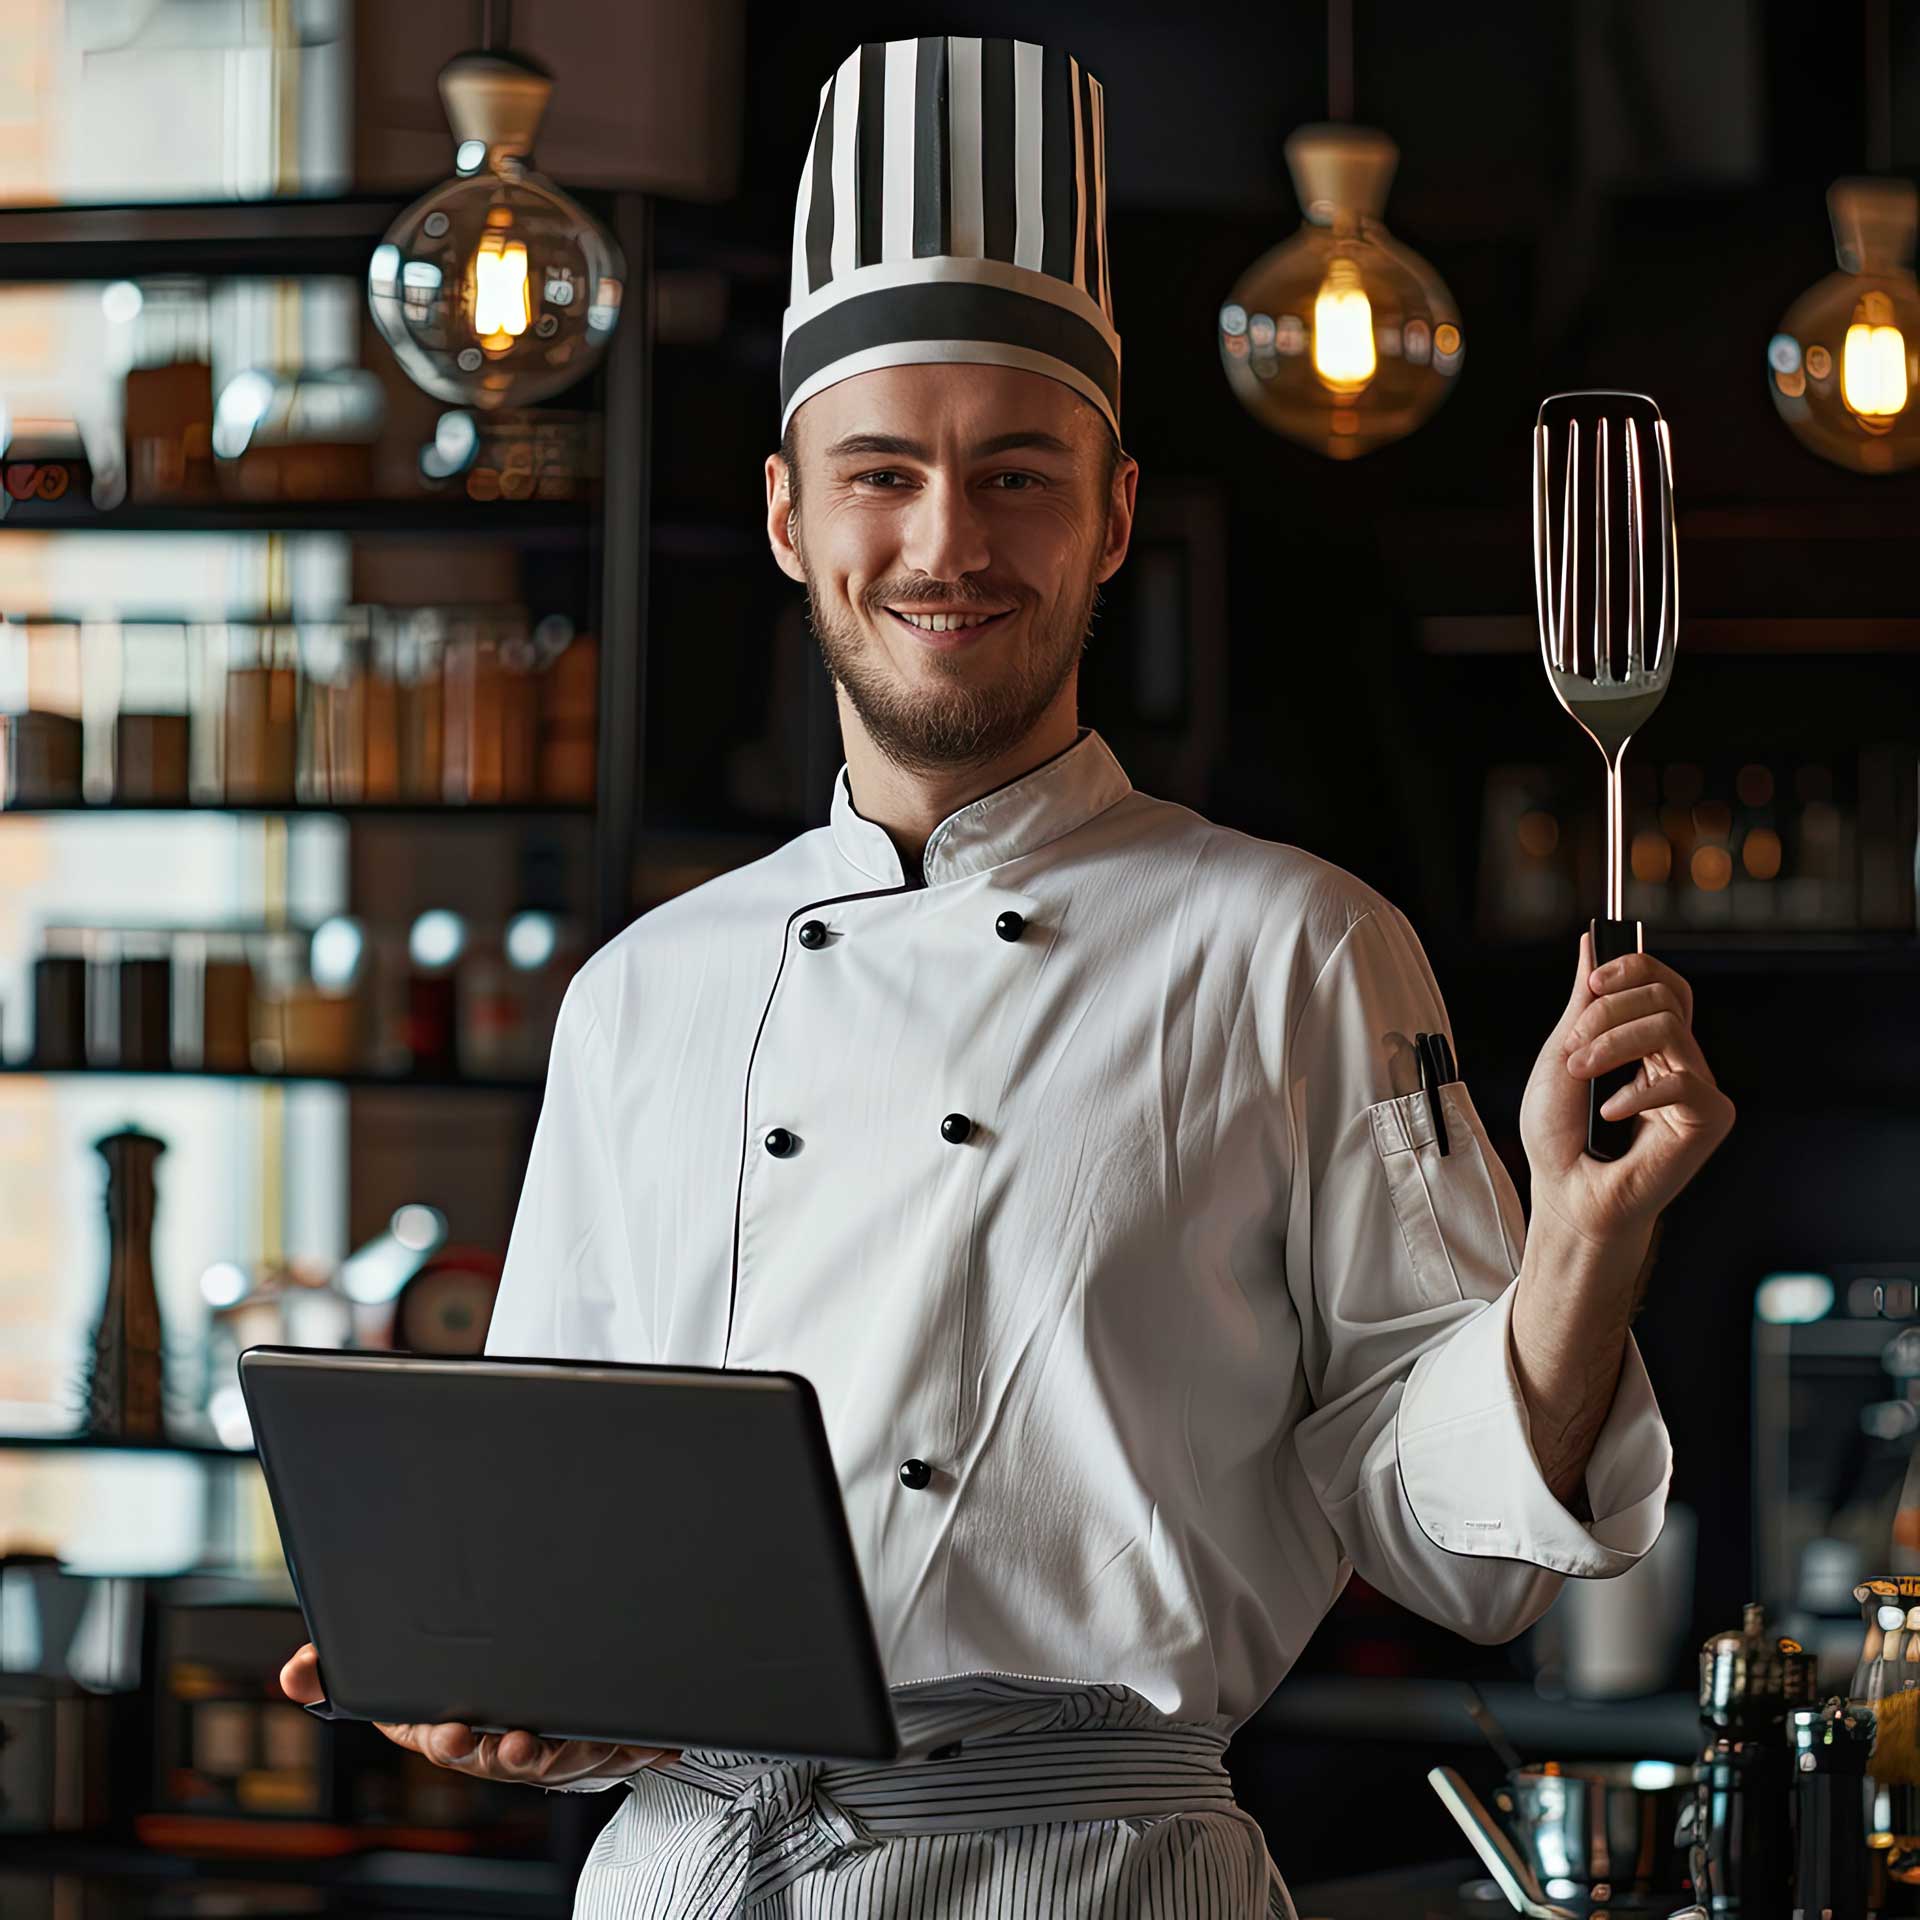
1519 930 1735 1250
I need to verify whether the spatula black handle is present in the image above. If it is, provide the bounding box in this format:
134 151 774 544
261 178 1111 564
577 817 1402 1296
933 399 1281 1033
1587 916 1643 1161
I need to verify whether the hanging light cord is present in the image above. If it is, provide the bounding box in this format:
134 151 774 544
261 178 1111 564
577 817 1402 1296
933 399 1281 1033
1328 0 1354 122
476 0 513 55
1866 0 1892 170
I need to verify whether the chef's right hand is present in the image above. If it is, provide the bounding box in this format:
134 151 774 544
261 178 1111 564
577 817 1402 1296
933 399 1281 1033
278 1642 680 1787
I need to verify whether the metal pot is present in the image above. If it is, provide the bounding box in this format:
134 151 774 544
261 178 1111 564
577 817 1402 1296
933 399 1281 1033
1494 1760 1700 1905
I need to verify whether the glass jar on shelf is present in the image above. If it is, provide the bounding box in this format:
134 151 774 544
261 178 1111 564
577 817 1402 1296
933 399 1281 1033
388 608 446 805
28 926 90 1068
296 618 363 805
191 930 255 1072
248 926 363 1076
443 606 538 804
216 624 299 805
112 623 193 805
213 367 382 503
123 277 214 503
0 621 85 807
535 618 597 804
343 606 394 802
111 929 176 1072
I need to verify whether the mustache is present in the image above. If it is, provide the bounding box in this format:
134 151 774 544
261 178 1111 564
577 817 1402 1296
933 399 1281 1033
860 575 1024 613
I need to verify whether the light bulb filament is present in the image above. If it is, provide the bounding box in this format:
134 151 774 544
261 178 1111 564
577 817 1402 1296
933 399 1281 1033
470 237 531 347
1842 319 1908 418
1312 257 1376 394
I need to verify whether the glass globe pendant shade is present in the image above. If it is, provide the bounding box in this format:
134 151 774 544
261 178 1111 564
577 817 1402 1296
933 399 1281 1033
1768 177 1920 474
1219 124 1462 459
367 52 624 410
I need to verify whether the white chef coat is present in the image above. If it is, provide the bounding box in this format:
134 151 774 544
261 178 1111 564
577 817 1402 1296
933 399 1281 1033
486 727 1671 1742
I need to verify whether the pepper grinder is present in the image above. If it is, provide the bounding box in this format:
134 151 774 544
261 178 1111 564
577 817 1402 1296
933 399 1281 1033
81 1125 167 1440
1790 1699 1874 1920
1694 1602 1819 1917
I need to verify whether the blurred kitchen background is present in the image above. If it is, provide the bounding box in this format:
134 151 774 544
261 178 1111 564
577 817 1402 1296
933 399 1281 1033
2 0 1918 1909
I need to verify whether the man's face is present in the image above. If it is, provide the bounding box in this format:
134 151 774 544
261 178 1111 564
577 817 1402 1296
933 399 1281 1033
766 363 1135 775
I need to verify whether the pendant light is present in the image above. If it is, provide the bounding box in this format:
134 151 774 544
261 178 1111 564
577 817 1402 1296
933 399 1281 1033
1768 0 1920 473
367 0 624 410
1218 0 1463 459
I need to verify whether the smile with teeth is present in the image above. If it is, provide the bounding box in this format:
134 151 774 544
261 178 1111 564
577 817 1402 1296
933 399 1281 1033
887 608 1009 632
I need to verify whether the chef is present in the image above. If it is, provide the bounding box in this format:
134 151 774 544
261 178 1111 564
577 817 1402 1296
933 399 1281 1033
283 33 1734 1918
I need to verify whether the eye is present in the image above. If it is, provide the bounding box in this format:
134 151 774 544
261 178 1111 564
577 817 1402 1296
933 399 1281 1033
986 471 1043 491
855 469 912 489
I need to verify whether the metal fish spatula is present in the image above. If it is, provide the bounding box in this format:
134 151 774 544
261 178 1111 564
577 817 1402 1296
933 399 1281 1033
1532 391 1679 1161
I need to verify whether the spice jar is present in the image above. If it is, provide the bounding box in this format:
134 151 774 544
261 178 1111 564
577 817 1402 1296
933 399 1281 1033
296 620 362 804
249 928 362 1076
197 932 254 1072
1 622 85 806
123 279 213 503
30 932 89 1068
537 622 597 803
113 624 193 804
219 624 298 804
443 608 538 804
385 610 444 804
115 932 175 1072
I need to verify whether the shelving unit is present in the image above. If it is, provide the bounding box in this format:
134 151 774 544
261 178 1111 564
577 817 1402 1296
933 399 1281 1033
0 186 652 952
0 193 653 1578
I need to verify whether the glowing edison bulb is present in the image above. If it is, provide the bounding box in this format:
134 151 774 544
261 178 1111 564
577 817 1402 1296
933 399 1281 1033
1770 178 1920 471
1312 257 1377 392
366 52 624 408
1842 293 1908 417
1218 125 1462 458
470 235 531 347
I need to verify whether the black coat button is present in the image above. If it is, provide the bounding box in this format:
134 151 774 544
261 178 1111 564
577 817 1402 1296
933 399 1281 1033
995 910 1025 942
898 1458 933 1489
763 1127 797 1158
797 919 827 949
940 1113 973 1144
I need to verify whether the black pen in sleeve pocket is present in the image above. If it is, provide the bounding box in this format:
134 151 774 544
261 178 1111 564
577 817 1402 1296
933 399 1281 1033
1414 1030 1452 1157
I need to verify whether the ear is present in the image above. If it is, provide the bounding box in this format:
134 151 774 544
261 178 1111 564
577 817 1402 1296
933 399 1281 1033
765 450 806 585
1094 450 1140 587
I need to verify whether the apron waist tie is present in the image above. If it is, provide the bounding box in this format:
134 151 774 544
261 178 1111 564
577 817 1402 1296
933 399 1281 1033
642 1720 1240 1914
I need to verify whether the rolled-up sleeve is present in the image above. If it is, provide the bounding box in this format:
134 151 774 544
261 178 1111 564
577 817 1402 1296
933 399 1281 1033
1283 902 1672 1643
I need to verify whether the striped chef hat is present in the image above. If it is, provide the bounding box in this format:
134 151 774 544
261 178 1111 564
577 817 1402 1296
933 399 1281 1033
781 37 1121 439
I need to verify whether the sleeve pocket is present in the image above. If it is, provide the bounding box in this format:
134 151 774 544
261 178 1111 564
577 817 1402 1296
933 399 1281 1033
1365 1081 1526 1309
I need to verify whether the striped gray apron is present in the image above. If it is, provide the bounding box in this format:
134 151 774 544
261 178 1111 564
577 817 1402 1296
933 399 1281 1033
570 1677 1295 1919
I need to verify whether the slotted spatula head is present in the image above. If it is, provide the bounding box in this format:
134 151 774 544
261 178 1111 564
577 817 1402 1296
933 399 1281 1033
1532 391 1679 760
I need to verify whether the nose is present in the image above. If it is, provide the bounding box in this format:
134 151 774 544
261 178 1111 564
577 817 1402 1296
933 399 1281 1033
899 475 991 582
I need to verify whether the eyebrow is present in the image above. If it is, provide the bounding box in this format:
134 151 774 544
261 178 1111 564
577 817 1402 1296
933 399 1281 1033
821 429 1078 461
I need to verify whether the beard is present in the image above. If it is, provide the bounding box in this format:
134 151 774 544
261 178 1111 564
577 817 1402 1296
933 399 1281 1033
797 539 1098 777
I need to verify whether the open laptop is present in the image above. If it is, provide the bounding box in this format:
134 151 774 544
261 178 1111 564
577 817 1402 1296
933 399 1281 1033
238 1347 903 1762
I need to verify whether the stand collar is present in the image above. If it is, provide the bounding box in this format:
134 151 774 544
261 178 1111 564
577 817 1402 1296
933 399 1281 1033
828 730 1133 887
